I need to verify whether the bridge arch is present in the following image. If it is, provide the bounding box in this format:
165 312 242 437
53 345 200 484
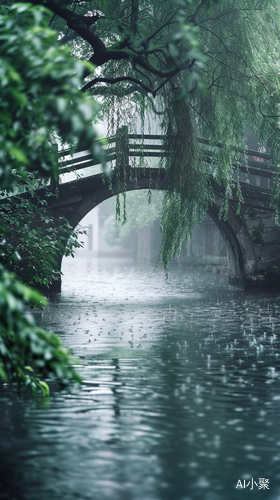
208 201 248 287
49 168 253 291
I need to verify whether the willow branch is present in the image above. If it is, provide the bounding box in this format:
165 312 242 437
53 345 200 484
130 0 139 37
141 10 178 47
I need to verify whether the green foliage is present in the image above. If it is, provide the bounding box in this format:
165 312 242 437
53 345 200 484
154 0 280 268
103 190 163 248
0 268 81 394
0 179 85 288
159 97 213 270
0 3 106 393
0 2 104 189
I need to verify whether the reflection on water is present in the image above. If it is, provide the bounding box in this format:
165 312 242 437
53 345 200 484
1 257 280 500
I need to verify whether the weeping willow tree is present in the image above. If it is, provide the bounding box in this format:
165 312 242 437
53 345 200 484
21 0 280 268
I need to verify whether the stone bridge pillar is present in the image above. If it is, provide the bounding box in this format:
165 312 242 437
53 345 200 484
210 187 280 289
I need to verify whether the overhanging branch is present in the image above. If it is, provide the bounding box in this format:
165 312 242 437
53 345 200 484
82 76 156 96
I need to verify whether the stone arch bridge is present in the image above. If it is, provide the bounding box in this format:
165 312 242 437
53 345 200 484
8 130 280 291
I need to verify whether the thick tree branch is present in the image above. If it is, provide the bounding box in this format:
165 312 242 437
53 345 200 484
33 0 106 53
28 0 194 87
89 48 192 79
88 85 146 97
82 76 156 96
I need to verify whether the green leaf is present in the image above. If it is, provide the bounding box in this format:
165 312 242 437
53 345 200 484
37 380 50 396
8 146 29 165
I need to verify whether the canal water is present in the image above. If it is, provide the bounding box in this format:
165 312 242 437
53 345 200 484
1 256 280 500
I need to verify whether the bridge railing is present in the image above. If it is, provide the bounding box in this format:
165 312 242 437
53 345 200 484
0 132 273 201
58 131 274 190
